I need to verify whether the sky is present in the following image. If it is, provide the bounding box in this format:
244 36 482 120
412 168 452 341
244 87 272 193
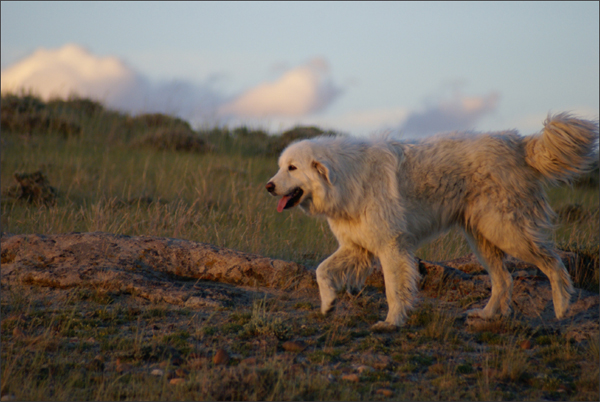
1 1 598 137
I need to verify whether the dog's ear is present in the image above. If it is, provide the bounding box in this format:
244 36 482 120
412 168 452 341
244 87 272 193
312 160 334 185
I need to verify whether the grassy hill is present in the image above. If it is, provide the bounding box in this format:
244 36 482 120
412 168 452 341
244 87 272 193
1 93 598 401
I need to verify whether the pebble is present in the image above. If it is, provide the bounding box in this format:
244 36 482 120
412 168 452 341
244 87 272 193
115 359 132 373
356 365 374 374
376 388 394 397
169 378 186 386
282 340 307 352
520 340 533 350
213 348 230 365
240 357 258 365
341 373 360 383
150 369 164 377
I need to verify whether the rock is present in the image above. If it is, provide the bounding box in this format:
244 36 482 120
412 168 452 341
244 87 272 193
12 327 24 338
282 340 307 352
150 369 164 376
375 388 394 397
213 349 229 365
356 365 374 374
341 373 360 383
169 378 185 385
520 340 533 350
360 354 393 370
115 359 132 373
240 357 258 365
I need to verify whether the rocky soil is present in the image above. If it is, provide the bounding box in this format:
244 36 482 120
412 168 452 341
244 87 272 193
2 232 598 339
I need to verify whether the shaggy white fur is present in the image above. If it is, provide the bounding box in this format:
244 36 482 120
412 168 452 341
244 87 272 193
266 114 599 329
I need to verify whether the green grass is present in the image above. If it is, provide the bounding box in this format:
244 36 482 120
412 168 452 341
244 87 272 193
1 93 599 401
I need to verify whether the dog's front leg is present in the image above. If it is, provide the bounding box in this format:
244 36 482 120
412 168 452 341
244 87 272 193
372 247 419 331
316 246 364 315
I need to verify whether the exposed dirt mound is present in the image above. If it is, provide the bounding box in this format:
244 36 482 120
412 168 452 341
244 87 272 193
1 232 597 338
1 232 314 308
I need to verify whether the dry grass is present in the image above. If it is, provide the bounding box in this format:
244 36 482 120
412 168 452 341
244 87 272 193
1 94 598 401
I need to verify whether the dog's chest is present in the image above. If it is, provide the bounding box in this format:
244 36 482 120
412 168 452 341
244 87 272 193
327 217 388 252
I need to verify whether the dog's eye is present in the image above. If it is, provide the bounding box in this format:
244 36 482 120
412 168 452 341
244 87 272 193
288 165 297 171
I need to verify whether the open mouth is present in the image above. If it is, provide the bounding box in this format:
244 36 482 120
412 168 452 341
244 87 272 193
277 187 304 213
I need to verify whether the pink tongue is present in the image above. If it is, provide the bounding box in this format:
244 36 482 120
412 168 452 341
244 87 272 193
277 195 292 213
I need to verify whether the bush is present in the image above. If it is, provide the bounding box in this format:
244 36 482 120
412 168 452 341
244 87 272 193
1 93 82 137
47 96 105 117
131 127 213 153
266 126 338 156
127 113 192 131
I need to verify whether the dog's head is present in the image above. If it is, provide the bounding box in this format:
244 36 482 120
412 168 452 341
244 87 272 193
266 140 334 214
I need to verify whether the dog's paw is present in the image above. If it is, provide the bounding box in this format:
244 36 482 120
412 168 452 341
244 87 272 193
321 300 336 316
465 308 492 319
370 321 398 333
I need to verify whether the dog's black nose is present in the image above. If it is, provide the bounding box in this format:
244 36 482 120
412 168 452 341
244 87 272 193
266 182 275 193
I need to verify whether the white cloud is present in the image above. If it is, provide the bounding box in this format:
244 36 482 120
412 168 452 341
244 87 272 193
1 45 343 125
1 44 136 101
218 58 343 118
398 91 500 137
0 44 223 121
1 44 510 137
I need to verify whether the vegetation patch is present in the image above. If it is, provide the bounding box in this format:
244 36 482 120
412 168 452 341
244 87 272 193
1 94 598 401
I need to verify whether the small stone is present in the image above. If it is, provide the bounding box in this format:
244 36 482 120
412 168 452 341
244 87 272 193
282 340 307 352
116 359 132 373
169 378 185 385
240 357 258 365
520 340 532 350
151 369 164 376
341 373 360 383
357 365 374 374
376 388 394 397
213 348 230 365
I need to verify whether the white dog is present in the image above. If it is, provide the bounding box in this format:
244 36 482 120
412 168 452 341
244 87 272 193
266 114 598 330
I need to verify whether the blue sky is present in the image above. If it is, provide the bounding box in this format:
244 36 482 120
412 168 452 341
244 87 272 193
1 1 598 136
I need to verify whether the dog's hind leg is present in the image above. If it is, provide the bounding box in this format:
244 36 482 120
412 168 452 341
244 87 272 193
372 247 419 329
501 239 573 319
316 245 373 315
464 230 512 319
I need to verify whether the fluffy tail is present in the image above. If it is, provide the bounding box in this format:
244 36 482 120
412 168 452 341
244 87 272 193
524 113 599 185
